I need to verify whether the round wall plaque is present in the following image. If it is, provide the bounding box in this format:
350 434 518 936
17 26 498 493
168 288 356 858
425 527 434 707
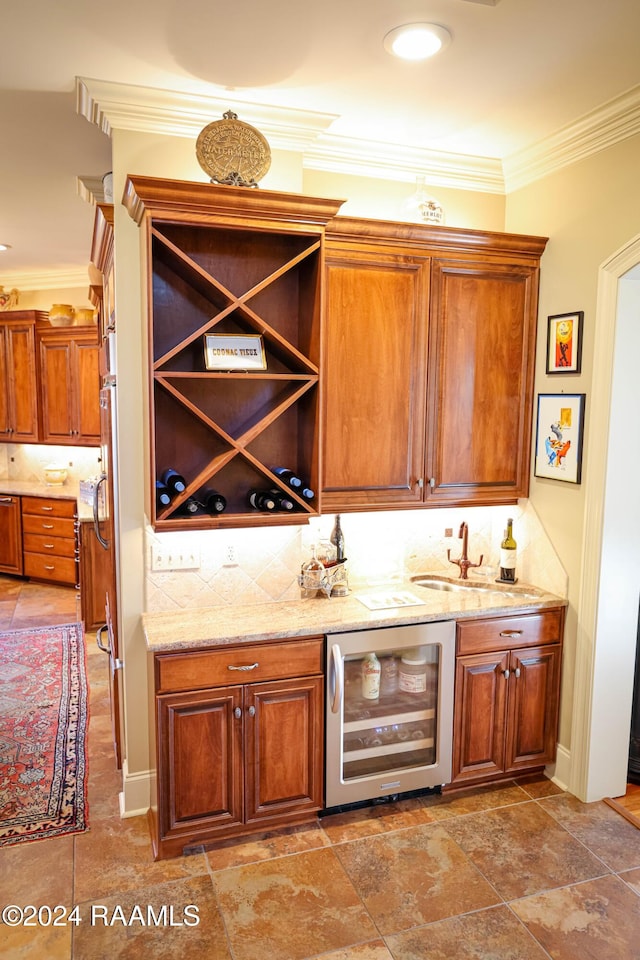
196 110 271 187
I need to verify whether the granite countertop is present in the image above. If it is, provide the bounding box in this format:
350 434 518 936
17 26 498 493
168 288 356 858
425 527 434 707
142 578 567 652
0 479 95 521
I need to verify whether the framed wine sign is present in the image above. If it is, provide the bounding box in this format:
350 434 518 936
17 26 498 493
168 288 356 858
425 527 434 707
546 311 583 374
534 393 586 484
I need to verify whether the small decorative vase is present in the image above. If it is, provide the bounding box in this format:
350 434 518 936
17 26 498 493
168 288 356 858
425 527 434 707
48 304 75 326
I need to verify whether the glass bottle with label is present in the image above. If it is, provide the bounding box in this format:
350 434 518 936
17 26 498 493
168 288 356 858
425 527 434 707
362 652 381 700
499 518 517 582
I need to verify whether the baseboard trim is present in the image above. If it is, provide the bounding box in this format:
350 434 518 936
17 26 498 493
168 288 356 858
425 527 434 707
546 742 571 793
119 759 152 818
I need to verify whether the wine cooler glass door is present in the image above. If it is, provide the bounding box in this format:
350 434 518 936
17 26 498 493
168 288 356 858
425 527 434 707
325 621 455 808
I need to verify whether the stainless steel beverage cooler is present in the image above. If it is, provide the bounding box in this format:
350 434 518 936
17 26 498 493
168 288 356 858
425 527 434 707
325 621 455 807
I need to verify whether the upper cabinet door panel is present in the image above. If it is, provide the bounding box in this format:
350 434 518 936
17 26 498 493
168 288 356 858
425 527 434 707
322 246 430 509
426 260 539 504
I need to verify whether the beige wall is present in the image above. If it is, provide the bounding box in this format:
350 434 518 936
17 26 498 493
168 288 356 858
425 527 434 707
110 123 640 812
505 133 640 753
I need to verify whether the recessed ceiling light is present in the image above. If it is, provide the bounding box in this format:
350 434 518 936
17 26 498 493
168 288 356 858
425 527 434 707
0 244 11 252
383 23 451 61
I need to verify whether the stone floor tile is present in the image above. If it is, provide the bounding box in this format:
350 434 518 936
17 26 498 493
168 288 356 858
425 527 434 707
443 801 608 899
517 773 566 799
72 875 229 960
422 780 531 821
320 796 436 844
333 823 500 935
538 793 640 872
320 942 394 960
73 814 209 903
204 821 331 871
511 874 640 960
386 905 550 960
0 834 74 905
212 847 378 960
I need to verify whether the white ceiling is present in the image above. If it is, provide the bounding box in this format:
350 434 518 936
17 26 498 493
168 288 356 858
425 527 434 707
2 0 640 290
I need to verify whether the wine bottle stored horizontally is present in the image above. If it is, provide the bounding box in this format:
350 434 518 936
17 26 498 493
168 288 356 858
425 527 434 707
300 484 315 501
330 514 345 561
199 488 227 514
248 490 277 512
160 468 186 495
155 481 171 509
499 517 517 582
174 496 201 516
273 466 302 489
269 490 294 511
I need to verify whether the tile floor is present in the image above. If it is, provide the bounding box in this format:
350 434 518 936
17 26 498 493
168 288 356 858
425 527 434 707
2 576 640 959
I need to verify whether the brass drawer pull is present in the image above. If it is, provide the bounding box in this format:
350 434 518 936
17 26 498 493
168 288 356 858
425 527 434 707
499 630 523 638
42 523 54 529
227 662 259 672
44 564 55 571
41 506 54 512
44 543 55 549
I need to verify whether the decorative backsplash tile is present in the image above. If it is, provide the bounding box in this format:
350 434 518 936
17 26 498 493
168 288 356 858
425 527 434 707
144 502 567 612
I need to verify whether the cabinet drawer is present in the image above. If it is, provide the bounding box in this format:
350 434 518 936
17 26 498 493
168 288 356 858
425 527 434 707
22 496 76 519
23 532 76 558
22 514 76 538
457 609 564 656
23 552 77 585
156 637 324 694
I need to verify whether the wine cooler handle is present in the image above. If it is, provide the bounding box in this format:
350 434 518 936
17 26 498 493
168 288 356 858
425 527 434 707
330 643 344 714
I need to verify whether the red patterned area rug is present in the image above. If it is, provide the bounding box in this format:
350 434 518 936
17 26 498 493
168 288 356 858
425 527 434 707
0 622 88 847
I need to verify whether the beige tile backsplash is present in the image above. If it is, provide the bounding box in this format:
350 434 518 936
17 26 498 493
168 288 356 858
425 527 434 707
144 501 567 613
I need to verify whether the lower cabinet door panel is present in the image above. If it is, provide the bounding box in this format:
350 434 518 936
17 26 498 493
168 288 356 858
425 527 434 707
245 676 324 822
454 651 509 782
506 644 562 772
159 687 243 835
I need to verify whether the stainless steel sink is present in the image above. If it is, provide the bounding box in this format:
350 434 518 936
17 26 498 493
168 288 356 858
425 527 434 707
410 575 541 600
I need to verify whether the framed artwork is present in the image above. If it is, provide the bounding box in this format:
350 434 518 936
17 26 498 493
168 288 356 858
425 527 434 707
534 393 586 484
546 311 583 374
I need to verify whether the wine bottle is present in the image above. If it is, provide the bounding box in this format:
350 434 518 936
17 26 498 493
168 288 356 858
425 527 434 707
499 518 517 582
155 481 171 509
199 488 227 514
160 468 186 495
330 514 345 561
248 490 276 512
300 484 315 501
269 490 294 511
174 496 201 516
273 467 302 489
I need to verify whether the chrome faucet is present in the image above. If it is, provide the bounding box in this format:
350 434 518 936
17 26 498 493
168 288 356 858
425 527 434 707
448 522 483 579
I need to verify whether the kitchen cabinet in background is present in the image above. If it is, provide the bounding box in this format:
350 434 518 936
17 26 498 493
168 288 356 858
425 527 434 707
0 311 46 442
452 608 564 786
37 326 100 446
21 496 78 586
322 219 547 512
150 636 324 859
0 495 23 575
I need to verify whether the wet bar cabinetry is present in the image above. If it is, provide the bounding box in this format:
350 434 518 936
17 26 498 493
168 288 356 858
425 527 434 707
124 176 344 531
452 608 565 786
322 220 547 511
149 636 324 859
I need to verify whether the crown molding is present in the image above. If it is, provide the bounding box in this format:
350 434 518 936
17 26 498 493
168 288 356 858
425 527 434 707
77 77 640 199
76 77 339 153
304 134 505 194
504 83 640 192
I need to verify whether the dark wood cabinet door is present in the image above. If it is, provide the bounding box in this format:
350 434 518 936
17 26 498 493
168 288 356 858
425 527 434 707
322 244 430 509
453 650 509 783
506 644 562 772
244 676 324 822
426 259 539 505
39 336 74 442
74 339 100 443
0 495 23 575
158 687 244 837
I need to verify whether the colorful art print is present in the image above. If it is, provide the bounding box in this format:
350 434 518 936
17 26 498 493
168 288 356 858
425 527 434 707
546 311 583 374
534 393 586 484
